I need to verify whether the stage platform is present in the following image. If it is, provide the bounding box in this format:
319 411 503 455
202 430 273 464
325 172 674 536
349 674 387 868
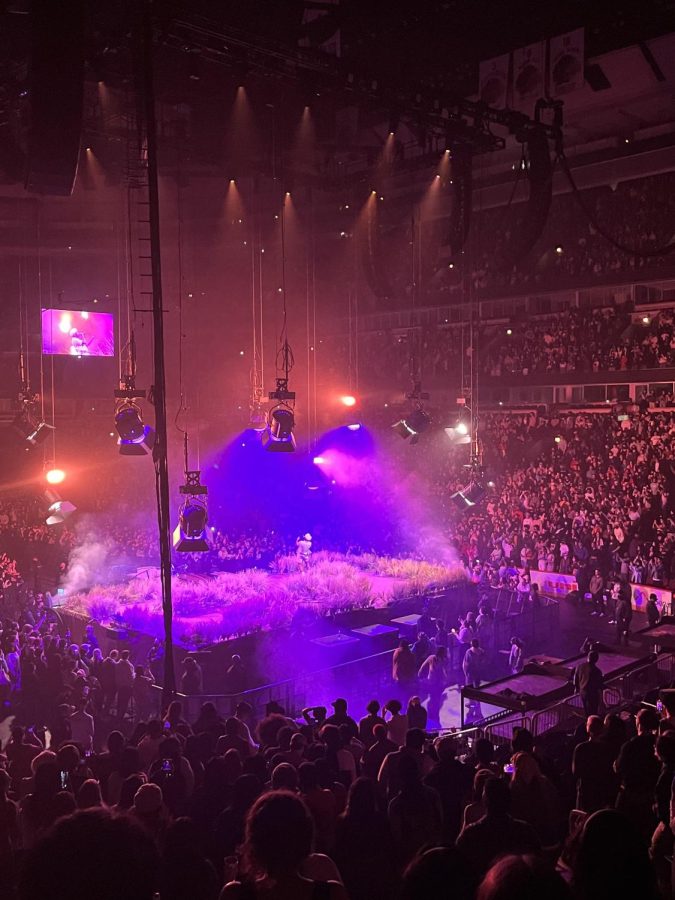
460 644 656 727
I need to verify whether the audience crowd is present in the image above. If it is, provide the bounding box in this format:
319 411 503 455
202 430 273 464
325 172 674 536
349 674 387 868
0 600 673 900
439 407 675 596
355 304 675 387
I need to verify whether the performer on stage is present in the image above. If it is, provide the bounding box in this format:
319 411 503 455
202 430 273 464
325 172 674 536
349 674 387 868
296 533 312 569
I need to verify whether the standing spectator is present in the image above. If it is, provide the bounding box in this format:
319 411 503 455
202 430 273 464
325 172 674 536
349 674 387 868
572 716 617 813
418 646 448 723
362 724 397 781
387 754 443 866
647 593 661 628
220 791 347 900
462 640 485 689
99 650 118 713
424 735 472 841
406 696 428 731
614 707 660 841
69 701 95 753
615 584 633 645
159 817 219 900
334 777 397 900
383 699 409 747
133 666 156 722
507 637 524 675
358 700 386 747
589 569 605 617
324 698 358 739
392 640 417 695
115 650 135 720
180 657 203 695
574 650 604 717
456 777 540 879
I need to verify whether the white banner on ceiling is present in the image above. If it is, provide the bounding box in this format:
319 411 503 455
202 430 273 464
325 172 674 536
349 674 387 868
549 28 585 96
478 53 510 109
512 40 546 112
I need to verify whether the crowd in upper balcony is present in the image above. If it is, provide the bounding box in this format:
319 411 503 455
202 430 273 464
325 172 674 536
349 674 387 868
353 305 675 387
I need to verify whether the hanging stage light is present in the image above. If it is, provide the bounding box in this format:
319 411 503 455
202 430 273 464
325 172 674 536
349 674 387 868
12 413 55 449
43 489 77 526
450 482 486 510
173 470 211 552
114 401 155 456
445 409 471 444
392 407 431 444
262 406 296 452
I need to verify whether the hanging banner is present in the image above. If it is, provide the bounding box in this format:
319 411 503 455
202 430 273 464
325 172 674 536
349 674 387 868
549 28 585 96
478 53 510 109
512 41 546 112
298 0 341 57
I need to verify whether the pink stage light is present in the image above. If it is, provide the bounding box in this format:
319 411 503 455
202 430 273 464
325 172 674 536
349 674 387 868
340 395 357 407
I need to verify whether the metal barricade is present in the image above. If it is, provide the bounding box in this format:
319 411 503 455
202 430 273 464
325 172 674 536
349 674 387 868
485 715 531 746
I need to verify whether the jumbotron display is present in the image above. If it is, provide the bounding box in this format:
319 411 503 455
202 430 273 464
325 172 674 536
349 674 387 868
41 308 114 357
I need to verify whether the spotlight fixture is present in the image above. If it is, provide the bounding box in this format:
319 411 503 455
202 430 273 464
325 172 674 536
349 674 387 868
263 376 296 452
12 413 54 449
173 470 211 552
450 482 486 509
392 408 431 444
114 401 155 456
262 406 296 452
444 425 471 445
44 489 77 526
393 382 431 445
45 468 66 485
340 395 357 407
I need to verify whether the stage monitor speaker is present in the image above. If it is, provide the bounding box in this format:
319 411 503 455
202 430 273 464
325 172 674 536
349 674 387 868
25 0 85 195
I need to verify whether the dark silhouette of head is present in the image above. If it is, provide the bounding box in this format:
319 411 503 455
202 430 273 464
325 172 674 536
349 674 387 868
19 809 159 900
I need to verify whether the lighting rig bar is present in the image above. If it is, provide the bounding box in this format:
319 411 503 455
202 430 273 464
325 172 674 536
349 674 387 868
268 377 296 403
160 17 562 159
179 470 208 496
114 387 147 399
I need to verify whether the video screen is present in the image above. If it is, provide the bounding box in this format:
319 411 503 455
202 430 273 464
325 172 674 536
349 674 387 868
41 308 114 357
